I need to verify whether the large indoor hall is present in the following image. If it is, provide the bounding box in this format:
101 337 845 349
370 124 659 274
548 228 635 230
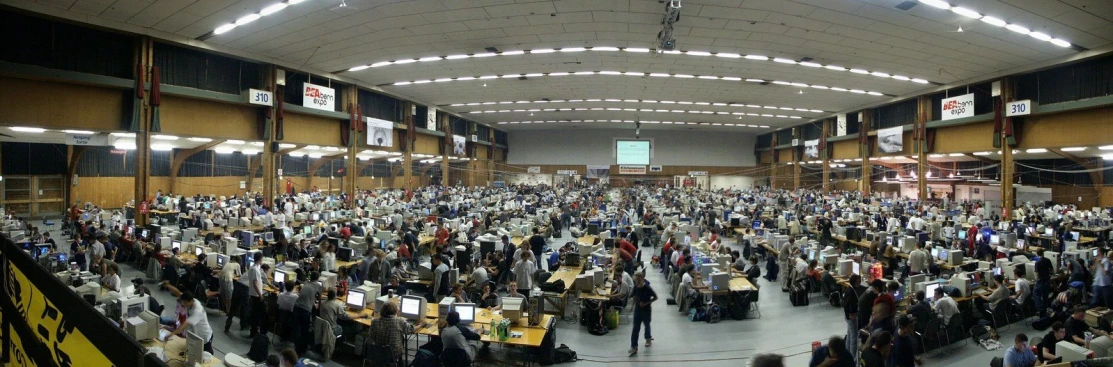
1 1 1113 367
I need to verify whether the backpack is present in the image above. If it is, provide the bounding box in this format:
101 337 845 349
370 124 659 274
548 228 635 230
554 344 578 363
689 307 708 322
412 348 439 367
828 292 842 308
540 279 566 293
706 303 722 323
247 333 270 362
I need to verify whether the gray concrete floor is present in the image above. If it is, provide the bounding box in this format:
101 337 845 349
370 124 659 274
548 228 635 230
50 221 1023 366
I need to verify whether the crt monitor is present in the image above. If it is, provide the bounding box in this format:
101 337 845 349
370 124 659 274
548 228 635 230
217 254 226 267
893 285 905 302
752 220 761 229
186 331 204 366
345 290 366 311
925 283 941 301
140 228 150 241
1071 231 1080 241
990 235 1000 245
587 224 599 236
171 240 181 252
1045 228 1054 236
264 231 274 242
399 295 427 321
119 296 148 319
852 262 861 275
958 231 967 240
193 246 203 257
930 248 939 259
454 303 476 325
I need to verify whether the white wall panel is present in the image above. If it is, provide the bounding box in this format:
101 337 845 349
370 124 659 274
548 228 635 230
507 129 756 167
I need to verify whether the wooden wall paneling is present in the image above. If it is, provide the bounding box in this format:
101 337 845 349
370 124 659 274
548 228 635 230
159 96 256 140
414 134 439 155
283 112 342 147
933 121 995 153
0 76 125 131
831 140 857 160
1017 106 1113 149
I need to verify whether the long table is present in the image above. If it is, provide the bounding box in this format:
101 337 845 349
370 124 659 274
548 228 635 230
415 310 554 347
141 335 222 367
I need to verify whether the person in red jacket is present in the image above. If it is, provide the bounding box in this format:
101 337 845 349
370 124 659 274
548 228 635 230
435 225 450 246
618 238 637 256
967 224 979 257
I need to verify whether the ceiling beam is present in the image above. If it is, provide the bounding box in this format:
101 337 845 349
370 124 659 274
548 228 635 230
1049 148 1103 185
307 153 348 176
963 154 998 165
277 145 303 155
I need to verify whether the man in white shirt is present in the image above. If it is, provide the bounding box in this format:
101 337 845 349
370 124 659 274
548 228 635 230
246 252 267 337
932 287 959 325
794 254 809 279
1012 267 1031 306
171 291 214 353
276 281 298 312
274 211 287 229
284 199 294 217
908 242 929 274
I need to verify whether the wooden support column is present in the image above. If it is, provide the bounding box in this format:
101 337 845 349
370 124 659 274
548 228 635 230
1000 78 1016 218
345 85 359 200
403 101 414 190
488 128 497 186
441 113 450 187
793 128 801 189
822 120 831 193
769 135 778 189
859 110 873 195
65 145 87 206
133 36 154 226
261 65 277 207
169 140 224 194
917 96 929 202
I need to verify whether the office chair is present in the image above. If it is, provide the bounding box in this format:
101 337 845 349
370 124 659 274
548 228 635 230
361 343 395 367
441 348 472 367
941 311 968 349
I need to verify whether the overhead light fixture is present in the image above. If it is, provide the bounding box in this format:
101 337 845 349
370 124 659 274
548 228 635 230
111 132 136 137
929 154 944 158
980 16 1006 27
1061 147 1086 152
213 24 236 35
391 72 887 95
950 6 981 18
151 144 174 151
1005 24 1030 35
241 149 259 155
1104 154 1113 161
973 151 992 155
10 126 45 133
215 147 235 154
188 137 213 142
152 134 178 140
227 140 245 145
235 13 261 25
1099 145 1113 150
114 142 136 150
260 3 288 16
948 153 965 156
308 153 324 158
62 129 95 134
279 143 296 148
918 0 951 9
1025 148 1048 153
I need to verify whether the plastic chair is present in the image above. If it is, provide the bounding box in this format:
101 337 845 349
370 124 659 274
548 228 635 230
985 301 1013 332
746 290 761 318
941 312 969 348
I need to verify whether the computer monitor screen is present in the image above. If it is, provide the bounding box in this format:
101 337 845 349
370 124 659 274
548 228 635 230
1095 248 1101 258
852 262 861 275
126 301 144 318
264 232 274 242
274 270 286 284
925 283 941 301
752 220 761 229
400 296 422 318
303 226 312 235
217 254 226 267
1071 231 1080 241
193 247 203 256
172 241 181 251
990 235 999 245
455 303 476 324
994 267 1002 276
1045 228 1054 236
939 250 949 261
141 229 150 240
346 290 365 309
893 286 905 302
886 237 893 246
959 231 967 240
931 248 939 258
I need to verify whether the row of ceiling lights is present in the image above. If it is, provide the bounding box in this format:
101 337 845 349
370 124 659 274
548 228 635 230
211 0 307 36
346 46 933 86
392 72 888 96
467 107 804 120
494 120 768 128
446 99 825 114
917 0 1074 48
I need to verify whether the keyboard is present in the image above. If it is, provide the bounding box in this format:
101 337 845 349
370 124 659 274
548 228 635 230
973 289 990 296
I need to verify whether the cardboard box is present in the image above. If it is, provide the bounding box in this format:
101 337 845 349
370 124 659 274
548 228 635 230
1086 307 1113 328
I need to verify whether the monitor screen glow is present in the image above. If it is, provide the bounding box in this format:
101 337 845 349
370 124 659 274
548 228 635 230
346 291 365 308
401 296 421 316
456 304 475 323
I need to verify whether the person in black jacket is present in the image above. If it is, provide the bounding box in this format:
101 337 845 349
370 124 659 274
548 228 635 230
907 291 933 333
1034 248 1053 317
843 274 866 364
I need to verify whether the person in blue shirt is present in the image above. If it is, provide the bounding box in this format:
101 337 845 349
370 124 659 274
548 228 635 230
1003 333 1039 367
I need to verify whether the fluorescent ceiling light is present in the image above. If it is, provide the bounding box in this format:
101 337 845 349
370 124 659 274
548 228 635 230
623 48 650 52
348 65 370 72
560 47 586 52
111 132 135 137
215 148 235 154
1060 147 1086 152
592 47 619 51
950 6 981 18
419 56 442 62
1028 32 1051 41
744 55 768 60
213 24 236 34
919 0 951 10
1006 24 1030 35
278 143 296 149
1104 154 1113 161
980 16 1006 27
1026 148 1048 153
1050 38 1072 47
188 137 213 142
250 141 264 146
114 142 136 150
686 51 711 56
235 14 261 26
530 48 555 54
500 51 525 56
227 140 245 145
288 0 305 3
1099 145 1113 150
308 153 324 158
152 134 178 140
241 149 259 155
62 129 94 134
948 153 965 156
151 144 174 151
849 69 869 74
10 127 45 133
929 154 944 158
972 151 992 155
772 58 796 64
260 3 287 15
286 152 304 157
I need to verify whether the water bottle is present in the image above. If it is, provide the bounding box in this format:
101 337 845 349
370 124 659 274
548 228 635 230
490 319 498 338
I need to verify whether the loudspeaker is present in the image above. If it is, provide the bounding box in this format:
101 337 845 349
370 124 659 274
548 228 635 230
271 141 280 152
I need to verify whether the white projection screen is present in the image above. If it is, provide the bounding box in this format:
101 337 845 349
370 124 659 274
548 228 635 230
615 140 651 165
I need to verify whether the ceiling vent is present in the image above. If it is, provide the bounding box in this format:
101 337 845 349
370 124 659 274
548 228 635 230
894 1 918 11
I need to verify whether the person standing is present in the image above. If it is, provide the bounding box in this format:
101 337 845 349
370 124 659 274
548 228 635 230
1093 248 1113 308
842 274 865 365
1034 248 1053 318
629 272 657 356
168 292 214 353
246 252 267 337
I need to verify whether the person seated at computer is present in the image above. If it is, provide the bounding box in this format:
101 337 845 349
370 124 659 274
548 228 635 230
1066 305 1109 348
368 302 414 365
681 266 707 295
441 310 484 363
477 282 499 309
319 289 368 337
1039 322 1066 364
806 259 825 282
101 263 121 292
605 269 633 309
277 281 299 313
1011 267 1031 307
977 274 1011 318
338 224 352 241
450 284 470 303
1003 333 1041 367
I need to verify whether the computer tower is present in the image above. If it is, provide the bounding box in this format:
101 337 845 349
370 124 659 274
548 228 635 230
945 250 963 266
1046 251 1061 273
1057 341 1094 362
1001 232 1017 249
951 275 971 297
708 272 730 292
900 236 916 253
837 259 853 277
438 297 455 318
1024 263 1036 280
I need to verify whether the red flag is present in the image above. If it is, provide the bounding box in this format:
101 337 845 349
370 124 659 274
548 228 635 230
150 66 161 107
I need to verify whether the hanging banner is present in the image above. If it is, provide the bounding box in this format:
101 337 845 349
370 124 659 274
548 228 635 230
836 114 847 136
527 166 541 173
556 169 578 175
941 93 975 120
302 82 335 111
687 171 708 176
619 165 647 175
65 134 109 146
365 117 394 147
878 126 904 153
586 165 610 179
427 107 438 131
452 134 467 155
804 139 820 158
